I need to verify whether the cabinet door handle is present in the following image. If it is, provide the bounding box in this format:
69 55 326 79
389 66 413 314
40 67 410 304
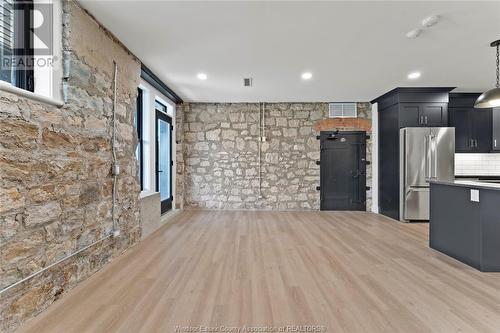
419 116 423 125
495 139 497 148
425 116 428 124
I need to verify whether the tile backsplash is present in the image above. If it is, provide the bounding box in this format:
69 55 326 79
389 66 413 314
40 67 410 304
455 153 500 176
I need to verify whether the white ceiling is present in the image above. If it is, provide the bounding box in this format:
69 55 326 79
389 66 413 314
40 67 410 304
79 1 500 103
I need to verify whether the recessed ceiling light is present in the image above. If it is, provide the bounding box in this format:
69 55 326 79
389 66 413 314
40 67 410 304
301 72 312 80
406 29 422 39
197 73 207 80
421 15 440 28
408 71 421 80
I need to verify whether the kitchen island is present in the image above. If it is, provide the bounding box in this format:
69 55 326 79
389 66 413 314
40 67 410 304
429 180 500 272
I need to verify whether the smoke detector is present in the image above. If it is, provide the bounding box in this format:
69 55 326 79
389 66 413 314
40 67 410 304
421 15 440 28
406 29 422 39
243 78 253 87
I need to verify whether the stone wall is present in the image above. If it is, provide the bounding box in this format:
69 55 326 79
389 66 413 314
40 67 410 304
181 102 372 210
0 1 141 331
175 103 187 210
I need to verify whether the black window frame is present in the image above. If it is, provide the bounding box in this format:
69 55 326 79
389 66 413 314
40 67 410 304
135 88 144 190
155 101 173 214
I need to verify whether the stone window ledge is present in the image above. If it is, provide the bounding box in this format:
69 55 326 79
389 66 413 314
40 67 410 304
0 81 64 108
139 191 160 199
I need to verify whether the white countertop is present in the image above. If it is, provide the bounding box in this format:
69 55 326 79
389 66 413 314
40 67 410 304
430 179 500 190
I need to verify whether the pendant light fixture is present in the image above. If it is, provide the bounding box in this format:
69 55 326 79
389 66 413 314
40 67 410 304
475 39 500 108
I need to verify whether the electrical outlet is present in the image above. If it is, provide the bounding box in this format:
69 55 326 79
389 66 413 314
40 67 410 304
470 189 479 202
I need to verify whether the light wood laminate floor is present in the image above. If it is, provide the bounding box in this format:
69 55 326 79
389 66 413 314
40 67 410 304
18 211 500 333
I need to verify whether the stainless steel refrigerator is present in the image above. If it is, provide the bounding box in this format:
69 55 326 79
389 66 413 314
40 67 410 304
399 127 455 222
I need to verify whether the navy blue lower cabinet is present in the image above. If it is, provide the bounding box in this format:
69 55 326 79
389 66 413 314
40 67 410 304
429 182 500 272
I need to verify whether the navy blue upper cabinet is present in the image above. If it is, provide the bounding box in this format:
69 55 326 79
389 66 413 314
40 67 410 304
472 109 493 153
448 93 492 153
399 102 448 127
492 108 500 151
449 107 472 152
420 103 448 126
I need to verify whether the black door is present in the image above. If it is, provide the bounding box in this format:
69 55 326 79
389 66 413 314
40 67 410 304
155 109 173 214
320 131 367 211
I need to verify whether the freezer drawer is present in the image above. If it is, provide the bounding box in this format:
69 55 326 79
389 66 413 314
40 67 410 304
404 187 430 220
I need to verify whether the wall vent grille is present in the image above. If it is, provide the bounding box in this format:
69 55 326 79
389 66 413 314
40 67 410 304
329 103 357 118
243 78 253 87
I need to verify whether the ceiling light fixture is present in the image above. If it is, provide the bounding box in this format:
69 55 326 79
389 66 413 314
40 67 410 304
301 72 312 80
197 73 207 80
406 29 422 39
421 15 440 28
408 71 421 80
475 39 500 108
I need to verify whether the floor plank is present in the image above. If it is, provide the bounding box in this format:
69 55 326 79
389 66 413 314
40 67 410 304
17 211 500 333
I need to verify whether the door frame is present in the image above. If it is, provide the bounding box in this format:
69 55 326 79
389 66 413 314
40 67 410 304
155 108 173 214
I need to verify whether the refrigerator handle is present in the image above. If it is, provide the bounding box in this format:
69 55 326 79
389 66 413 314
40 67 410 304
432 135 438 179
425 135 431 180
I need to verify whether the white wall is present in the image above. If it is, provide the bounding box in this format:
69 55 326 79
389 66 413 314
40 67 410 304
139 79 177 210
371 103 379 213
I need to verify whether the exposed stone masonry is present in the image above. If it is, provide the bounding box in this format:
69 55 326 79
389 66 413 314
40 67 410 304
181 102 372 210
0 3 372 329
175 103 187 210
0 1 141 331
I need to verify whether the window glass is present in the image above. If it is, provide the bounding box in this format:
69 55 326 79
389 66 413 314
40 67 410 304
0 0 54 94
0 0 15 84
155 100 167 113
135 88 144 190
157 117 171 201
